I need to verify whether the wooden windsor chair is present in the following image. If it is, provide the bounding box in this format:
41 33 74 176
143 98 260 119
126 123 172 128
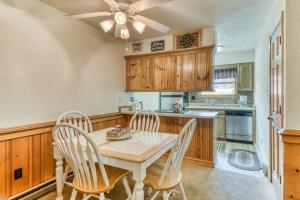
141 118 197 200
129 110 160 132
52 123 132 200
56 111 94 187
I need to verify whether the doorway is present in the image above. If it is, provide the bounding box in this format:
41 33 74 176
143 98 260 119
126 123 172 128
269 12 284 199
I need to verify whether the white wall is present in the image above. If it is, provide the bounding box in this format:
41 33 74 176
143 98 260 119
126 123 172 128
0 0 127 128
214 50 255 65
285 0 300 129
125 27 215 55
254 0 285 165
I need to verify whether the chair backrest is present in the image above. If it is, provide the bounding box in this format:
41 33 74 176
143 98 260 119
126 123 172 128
158 119 197 186
129 110 160 132
52 123 109 190
56 111 93 133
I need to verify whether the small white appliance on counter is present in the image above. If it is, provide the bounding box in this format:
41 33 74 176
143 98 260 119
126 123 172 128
239 95 248 107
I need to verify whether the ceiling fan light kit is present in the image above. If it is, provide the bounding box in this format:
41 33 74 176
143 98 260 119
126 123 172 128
100 20 115 32
65 0 173 39
121 26 130 39
114 11 127 25
132 21 146 34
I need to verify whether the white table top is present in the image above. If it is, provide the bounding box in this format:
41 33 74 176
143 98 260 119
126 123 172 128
89 128 177 163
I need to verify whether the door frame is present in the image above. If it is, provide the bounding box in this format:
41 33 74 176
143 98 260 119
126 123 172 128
268 11 285 183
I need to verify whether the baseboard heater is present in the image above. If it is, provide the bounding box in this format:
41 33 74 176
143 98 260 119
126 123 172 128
8 178 56 200
8 173 73 200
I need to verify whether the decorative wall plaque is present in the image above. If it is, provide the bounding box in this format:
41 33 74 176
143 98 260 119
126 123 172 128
132 41 143 53
174 31 201 50
151 40 165 51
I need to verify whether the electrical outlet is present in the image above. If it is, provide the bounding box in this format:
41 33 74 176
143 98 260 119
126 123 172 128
14 168 22 180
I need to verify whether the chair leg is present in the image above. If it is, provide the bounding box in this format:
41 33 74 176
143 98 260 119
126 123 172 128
99 193 105 200
178 182 187 200
122 177 132 199
70 188 77 200
63 164 71 182
147 186 153 197
163 191 169 200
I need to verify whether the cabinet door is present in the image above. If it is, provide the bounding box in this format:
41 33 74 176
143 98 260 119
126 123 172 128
164 56 176 91
214 115 225 140
141 58 154 90
176 118 198 158
176 54 196 91
126 58 143 91
238 63 253 91
195 51 212 91
153 56 176 91
154 57 166 90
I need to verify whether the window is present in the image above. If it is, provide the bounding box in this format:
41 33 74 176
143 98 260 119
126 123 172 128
200 67 237 96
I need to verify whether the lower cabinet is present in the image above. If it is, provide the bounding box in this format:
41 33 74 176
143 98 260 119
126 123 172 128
159 116 215 167
282 130 300 200
123 114 216 167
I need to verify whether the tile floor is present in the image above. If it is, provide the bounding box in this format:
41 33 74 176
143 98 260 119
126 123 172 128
215 141 265 178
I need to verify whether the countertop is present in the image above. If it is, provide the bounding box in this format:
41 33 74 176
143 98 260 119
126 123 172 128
121 110 218 119
186 104 255 111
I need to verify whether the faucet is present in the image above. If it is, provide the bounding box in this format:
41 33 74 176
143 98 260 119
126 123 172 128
139 101 143 110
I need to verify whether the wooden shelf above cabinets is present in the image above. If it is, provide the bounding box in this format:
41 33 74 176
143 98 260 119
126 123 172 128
125 46 214 92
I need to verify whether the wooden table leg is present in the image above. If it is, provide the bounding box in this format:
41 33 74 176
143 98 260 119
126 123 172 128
53 145 64 200
133 167 146 200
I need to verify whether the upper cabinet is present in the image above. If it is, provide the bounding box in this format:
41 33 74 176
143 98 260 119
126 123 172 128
238 63 253 91
125 46 214 92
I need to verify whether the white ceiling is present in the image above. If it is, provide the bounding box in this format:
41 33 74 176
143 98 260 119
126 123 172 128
41 0 274 52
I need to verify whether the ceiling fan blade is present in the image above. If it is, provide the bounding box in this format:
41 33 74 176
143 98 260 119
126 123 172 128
130 0 173 13
115 23 122 38
133 15 170 33
65 12 112 19
103 0 119 9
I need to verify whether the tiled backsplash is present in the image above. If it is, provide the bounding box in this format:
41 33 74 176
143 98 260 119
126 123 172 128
188 91 254 105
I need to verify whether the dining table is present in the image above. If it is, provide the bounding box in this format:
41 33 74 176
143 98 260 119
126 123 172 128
53 127 178 200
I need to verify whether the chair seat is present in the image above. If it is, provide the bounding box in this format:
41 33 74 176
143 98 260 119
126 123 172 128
73 165 130 194
144 161 182 191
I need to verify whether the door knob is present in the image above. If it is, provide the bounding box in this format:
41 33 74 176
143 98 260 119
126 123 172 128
268 116 273 120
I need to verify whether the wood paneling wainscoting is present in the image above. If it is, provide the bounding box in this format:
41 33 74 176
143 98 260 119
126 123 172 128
0 113 126 198
282 129 300 200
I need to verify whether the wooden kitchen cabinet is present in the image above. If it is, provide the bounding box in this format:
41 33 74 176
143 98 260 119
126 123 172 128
126 57 154 90
125 45 214 92
238 63 253 91
195 51 212 91
123 114 216 167
176 54 196 91
153 56 176 90
160 116 215 167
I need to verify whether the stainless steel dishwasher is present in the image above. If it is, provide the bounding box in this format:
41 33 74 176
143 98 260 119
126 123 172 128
225 110 253 143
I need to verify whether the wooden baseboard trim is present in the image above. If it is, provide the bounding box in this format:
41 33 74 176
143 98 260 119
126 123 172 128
183 157 214 168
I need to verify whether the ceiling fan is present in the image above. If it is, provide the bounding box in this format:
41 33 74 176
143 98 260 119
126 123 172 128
65 0 173 39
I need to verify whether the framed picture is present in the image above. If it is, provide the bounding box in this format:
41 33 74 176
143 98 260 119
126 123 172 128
174 31 202 50
151 40 165 52
132 41 143 53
